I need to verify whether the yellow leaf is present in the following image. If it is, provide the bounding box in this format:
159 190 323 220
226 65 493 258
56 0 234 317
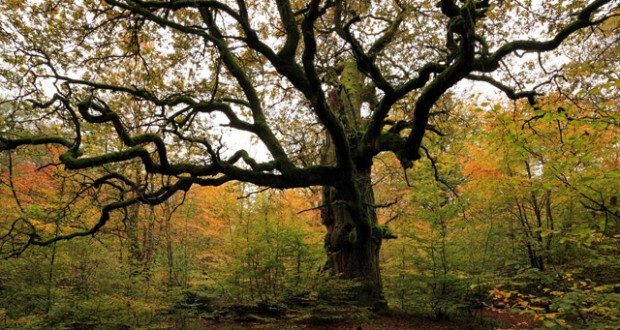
594 285 612 292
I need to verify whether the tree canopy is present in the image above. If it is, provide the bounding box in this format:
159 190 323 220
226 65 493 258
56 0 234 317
1 0 616 247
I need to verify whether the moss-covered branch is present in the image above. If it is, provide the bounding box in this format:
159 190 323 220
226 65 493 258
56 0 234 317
0 136 75 151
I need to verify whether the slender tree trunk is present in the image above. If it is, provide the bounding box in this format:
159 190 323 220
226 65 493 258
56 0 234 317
45 241 57 314
127 164 144 278
141 207 155 279
164 212 175 288
127 200 144 277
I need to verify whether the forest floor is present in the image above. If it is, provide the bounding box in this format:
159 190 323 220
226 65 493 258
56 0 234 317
199 309 539 330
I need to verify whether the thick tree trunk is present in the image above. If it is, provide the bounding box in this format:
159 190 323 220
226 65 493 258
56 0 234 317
319 59 387 309
321 166 387 309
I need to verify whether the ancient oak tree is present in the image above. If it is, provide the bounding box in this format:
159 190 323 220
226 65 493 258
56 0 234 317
0 0 617 307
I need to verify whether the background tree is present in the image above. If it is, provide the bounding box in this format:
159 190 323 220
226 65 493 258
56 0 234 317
0 0 618 308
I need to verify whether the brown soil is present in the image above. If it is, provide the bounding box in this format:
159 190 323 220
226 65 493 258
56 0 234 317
201 309 539 330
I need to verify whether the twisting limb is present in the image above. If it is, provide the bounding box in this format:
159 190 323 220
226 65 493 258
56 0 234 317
466 74 541 105
6 151 26 214
421 146 459 198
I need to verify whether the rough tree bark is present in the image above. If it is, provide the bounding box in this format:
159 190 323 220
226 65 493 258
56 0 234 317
322 167 386 309
321 61 387 309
